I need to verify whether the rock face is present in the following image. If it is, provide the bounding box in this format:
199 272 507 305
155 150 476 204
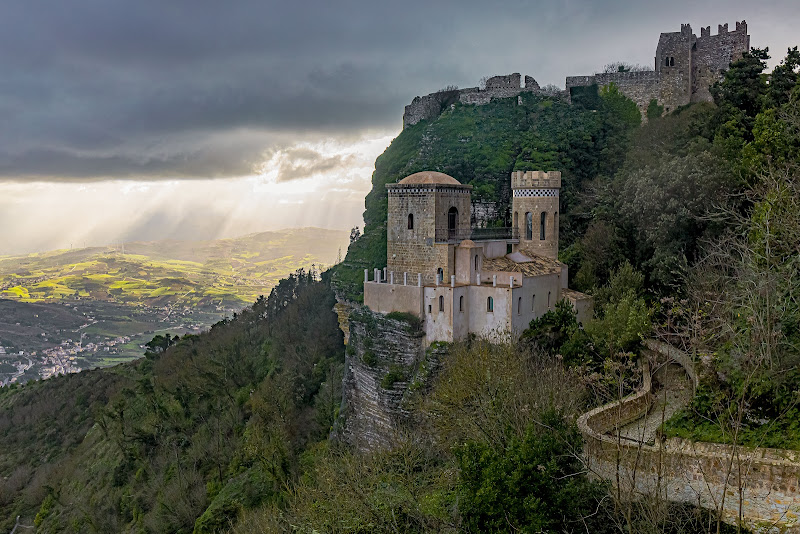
334 307 446 451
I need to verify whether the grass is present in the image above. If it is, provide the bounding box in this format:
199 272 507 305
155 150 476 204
0 228 350 312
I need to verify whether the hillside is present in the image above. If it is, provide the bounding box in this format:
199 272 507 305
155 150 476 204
0 47 798 533
0 228 349 383
331 84 640 301
0 227 349 309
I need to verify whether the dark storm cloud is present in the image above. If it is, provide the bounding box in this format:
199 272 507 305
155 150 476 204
272 147 355 183
0 0 797 180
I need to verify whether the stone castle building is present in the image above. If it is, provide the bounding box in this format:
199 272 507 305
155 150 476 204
363 170 592 343
567 21 750 113
402 20 750 128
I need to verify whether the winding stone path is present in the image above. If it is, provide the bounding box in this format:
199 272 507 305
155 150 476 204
615 362 693 445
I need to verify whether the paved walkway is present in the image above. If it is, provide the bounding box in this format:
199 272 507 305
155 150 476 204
615 363 693 445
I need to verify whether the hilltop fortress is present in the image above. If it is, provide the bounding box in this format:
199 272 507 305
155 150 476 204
363 170 592 344
403 20 750 127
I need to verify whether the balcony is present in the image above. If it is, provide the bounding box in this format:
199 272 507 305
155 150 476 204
434 227 519 243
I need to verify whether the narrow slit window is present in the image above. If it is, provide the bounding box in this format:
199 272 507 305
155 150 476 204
540 212 547 240
531 294 535 311
517 297 521 315
459 295 464 312
525 212 532 240
547 291 551 308
474 254 479 271
439 295 444 312
408 213 414 230
487 296 494 312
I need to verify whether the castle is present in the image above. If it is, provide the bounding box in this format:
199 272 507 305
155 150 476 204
567 21 750 112
363 170 592 343
403 20 750 127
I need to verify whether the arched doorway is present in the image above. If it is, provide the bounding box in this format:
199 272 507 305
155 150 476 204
448 207 458 238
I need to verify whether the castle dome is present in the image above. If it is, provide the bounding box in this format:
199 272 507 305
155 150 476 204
398 171 461 185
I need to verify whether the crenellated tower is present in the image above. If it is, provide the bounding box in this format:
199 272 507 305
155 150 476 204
511 170 560 260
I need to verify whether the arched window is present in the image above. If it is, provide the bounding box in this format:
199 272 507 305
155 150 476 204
665 57 669 67
459 295 464 312
474 254 479 271
670 57 675 67
517 297 522 315
487 296 494 312
436 268 443 283
408 213 414 230
448 207 458 231
531 294 535 311
525 212 533 240
439 295 444 312
540 212 547 240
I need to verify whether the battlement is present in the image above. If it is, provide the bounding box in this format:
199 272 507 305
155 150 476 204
486 73 521 90
403 73 543 128
511 170 561 189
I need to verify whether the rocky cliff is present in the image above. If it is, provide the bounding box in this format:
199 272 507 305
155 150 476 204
334 307 447 450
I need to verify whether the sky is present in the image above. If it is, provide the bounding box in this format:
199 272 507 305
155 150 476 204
1 0 798 255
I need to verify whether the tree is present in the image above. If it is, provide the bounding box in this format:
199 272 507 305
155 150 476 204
456 410 612 534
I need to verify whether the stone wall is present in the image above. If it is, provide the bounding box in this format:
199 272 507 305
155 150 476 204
691 21 750 102
471 199 503 227
335 307 446 451
578 343 800 532
511 171 561 259
386 183 471 284
403 93 444 129
402 73 542 128
567 21 750 114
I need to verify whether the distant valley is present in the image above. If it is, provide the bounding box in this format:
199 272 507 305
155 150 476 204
0 227 349 384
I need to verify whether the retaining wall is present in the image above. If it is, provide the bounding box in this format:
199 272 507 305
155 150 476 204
578 343 800 532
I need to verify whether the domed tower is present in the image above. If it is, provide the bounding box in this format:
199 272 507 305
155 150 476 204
386 171 472 283
511 170 560 260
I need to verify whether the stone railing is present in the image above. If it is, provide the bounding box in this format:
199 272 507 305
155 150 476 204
577 342 800 531
433 227 518 243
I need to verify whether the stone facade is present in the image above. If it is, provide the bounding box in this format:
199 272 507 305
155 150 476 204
386 179 472 284
567 20 750 113
403 21 749 129
365 170 592 345
511 170 560 260
403 73 542 128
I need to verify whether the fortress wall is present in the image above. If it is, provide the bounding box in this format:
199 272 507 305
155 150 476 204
364 282 424 317
597 71 663 111
692 22 750 102
404 74 542 128
578 346 800 531
485 73 521 90
403 93 442 128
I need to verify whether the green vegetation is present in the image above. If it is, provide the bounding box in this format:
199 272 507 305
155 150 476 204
0 228 348 310
0 270 344 532
3 45 800 533
332 89 640 301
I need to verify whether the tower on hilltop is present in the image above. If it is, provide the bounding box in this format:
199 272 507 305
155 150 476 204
385 171 472 284
511 171 560 260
